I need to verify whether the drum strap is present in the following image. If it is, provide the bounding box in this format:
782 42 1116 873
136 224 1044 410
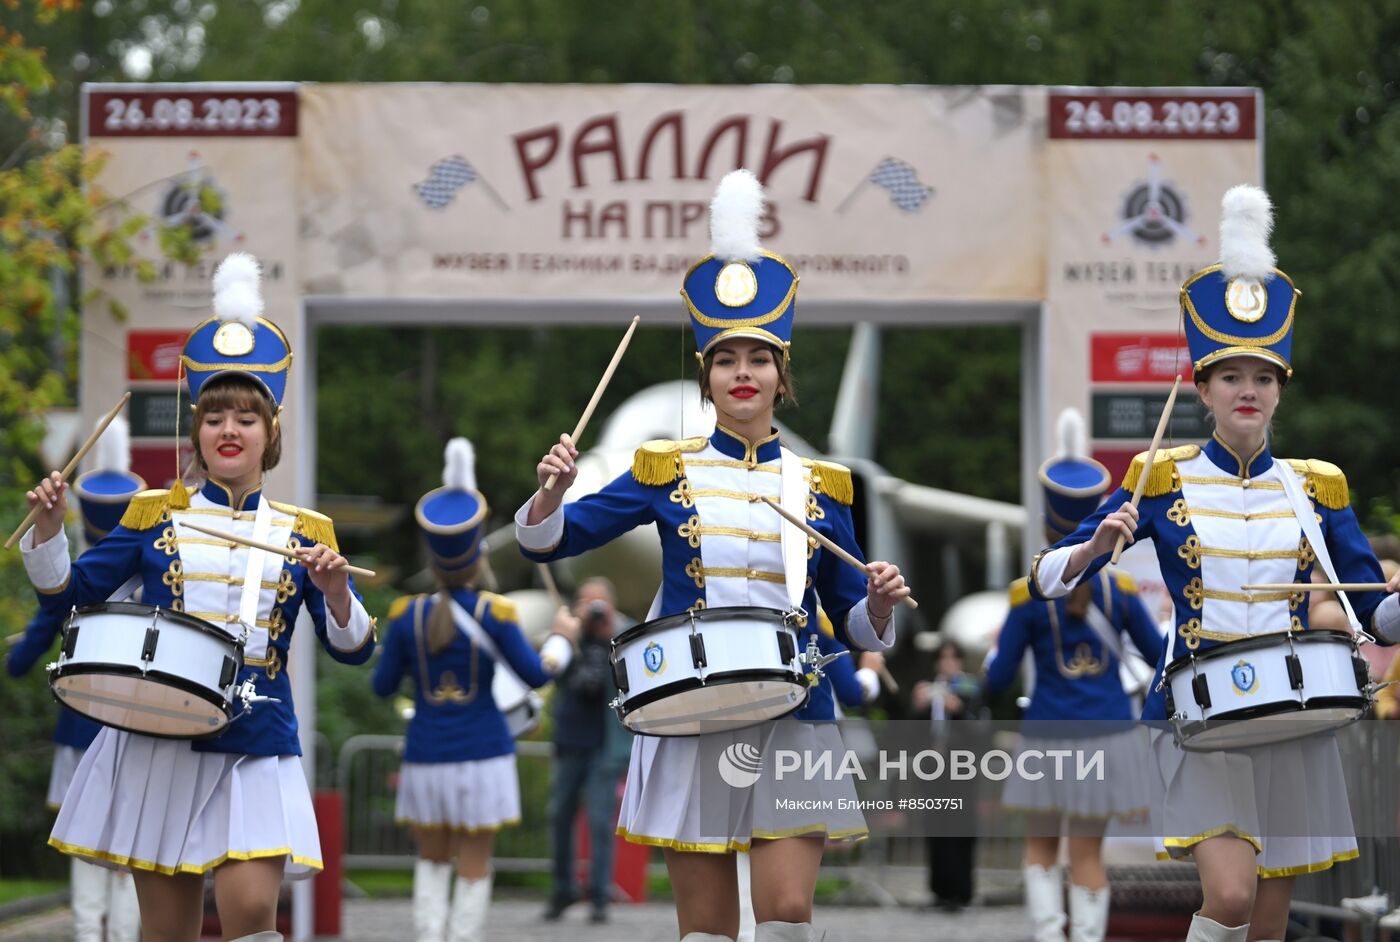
237 496 273 638
778 446 808 611
1082 574 1126 663
447 598 529 691
1277 461 1361 631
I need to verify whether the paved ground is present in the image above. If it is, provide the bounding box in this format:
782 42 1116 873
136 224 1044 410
0 897 1033 941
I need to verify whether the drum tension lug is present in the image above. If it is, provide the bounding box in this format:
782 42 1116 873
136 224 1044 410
62 624 79 659
1191 673 1211 710
219 656 238 689
613 657 629 695
141 627 160 663
1285 653 1304 691
777 630 797 665
689 633 708 670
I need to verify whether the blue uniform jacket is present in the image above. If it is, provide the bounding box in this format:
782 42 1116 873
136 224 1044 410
372 588 554 762
1028 436 1387 720
22 480 376 756
986 570 1165 722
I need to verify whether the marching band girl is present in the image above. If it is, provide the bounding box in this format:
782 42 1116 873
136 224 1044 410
373 438 576 942
987 409 1165 942
1027 187 1400 942
516 169 908 942
19 254 376 942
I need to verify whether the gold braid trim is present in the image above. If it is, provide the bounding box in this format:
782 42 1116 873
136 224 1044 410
119 490 174 531
269 500 340 552
631 437 709 486
805 459 854 506
1008 577 1031 608
1121 444 1199 498
1284 459 1349 510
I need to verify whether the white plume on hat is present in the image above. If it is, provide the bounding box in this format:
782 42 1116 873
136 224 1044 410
212 252 264 327
1055 408 1087 460
443 437 477 491
1218 184 1276 281
92 414 131 474
709 169 765 263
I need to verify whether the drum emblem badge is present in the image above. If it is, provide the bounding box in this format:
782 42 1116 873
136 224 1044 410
1231 659 1258 695
643 642 666 676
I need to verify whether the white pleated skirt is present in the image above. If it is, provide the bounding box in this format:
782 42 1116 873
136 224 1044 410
47 744 85 811
1152 730 1358 878
618 718 867 853
1000 727 1156 819
50 727 322 879
394 754 521 833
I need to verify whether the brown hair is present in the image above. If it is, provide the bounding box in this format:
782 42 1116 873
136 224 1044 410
189 375 282 473
697 342 797 409
425 557 496 655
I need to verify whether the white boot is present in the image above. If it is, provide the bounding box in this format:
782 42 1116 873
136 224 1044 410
754 922 822 941
69 858 108 942
736 851 756 942
681 936 736 941
105 870 141 942
1184 913 1249 942
413 859 453 942
1024 863 1067 942
228 933 283 942
448 872 493 942
1068 884 1110 942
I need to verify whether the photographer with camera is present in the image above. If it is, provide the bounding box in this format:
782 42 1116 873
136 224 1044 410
543 577 634 924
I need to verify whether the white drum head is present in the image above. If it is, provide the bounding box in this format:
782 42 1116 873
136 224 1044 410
53 673 228 738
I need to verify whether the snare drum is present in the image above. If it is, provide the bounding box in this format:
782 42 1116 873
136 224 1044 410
49 602 245 740
1164 628 1371 751
492 665 542 739
610 606 807 736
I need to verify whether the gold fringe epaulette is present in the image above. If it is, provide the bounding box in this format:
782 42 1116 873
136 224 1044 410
804 459 854 506
475 591 518 624
1008 577 1032 608
1112 570 1138 595
631 437 708 486
817 608 836 638
1284 459 1350 510
1121 444 1199 497
387 594 424 622
269 500 340 551
119 489 176 531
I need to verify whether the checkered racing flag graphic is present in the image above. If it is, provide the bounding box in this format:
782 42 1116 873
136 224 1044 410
413 155 478 210
868 157 932 212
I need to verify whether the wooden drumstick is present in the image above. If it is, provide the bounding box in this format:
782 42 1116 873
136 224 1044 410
4 632 23 648
177 521 377 579
6 393 133 550
876 663 900 694
761 496 918 610
543 315 641 491
1243 582 1391 593
538 563 564 610
1109 375 1181 565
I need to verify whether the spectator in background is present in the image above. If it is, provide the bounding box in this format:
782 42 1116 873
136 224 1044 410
544 577 634 924
912 639 986 912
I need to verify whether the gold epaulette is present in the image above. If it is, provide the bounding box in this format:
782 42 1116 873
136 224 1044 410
1284 459 1350 510
1008 577 1032 608
475 591 518 624
631 437 708 486
817 607 836 638
803 459 854 506
119 489 175 531
1121 444 1200 498
387 594 425 622
1112 570 1138 595
270 500 340 552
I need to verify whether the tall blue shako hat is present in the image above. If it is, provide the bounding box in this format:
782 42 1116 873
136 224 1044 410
1181 185 1296 380
681 169 799 362
71 414 145 547
181 253 293 407
415 438 490 582
1038 408 1112 544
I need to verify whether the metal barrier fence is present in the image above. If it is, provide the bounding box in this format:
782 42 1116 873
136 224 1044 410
334 723 1400 924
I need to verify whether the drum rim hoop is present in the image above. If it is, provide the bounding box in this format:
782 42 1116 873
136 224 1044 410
68 601 246 648
1174 702 1366 751
50 663 233 740
51 661 236 703
613 606 794 648
619 668 808 715
1164 627 1359 678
